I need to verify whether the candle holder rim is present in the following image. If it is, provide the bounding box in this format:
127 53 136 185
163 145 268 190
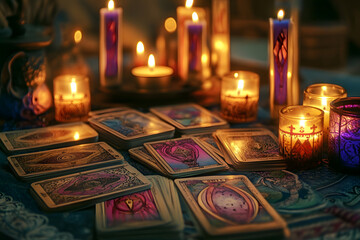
304 83 347 97
330 97 360 117
54 74 89 83
280 105 324 119
223 70 260 80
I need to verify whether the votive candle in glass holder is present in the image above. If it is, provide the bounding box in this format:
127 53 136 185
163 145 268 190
279 105 324 169
303 83 347 147
220 71 259 123
328 97 360 173
54 75 91 122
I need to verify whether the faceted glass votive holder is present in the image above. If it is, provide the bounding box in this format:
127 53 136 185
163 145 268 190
328 97 360 173
279 105 324 170
303 83 347 148
54 75 91 122
220 71 259 123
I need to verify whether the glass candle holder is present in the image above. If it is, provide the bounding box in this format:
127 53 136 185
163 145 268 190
328 97 360 173
54 75 91 122
303 83 347 147
220 71 259 123
279 105 324 169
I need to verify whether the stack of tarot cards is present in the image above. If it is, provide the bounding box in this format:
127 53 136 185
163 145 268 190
150 103 228 135
8 142 124 181
213 128 286 171
129 137 228 178
0 122 98 154
96 175 184 240
88 109 175 149
30 163 151 211
175 175 289 239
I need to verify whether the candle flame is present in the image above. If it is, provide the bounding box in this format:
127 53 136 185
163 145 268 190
277 9 284 20
201 53 208 64
70 78 77 94
321 97 327 108
74 30 82 44
164 17 177 33
108 0 114 10
287 72 292 78
136 41 144 54
237 79 244 95
299 116 306 128
148 54 155 70
192 12 199 22
74 132 80 140
234 72 239 78
322 86 327 91
185 0 193 8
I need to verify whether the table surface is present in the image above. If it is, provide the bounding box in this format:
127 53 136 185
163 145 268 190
1 38 360 240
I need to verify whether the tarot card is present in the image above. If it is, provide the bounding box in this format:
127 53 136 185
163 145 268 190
144 137 227 177
128 146 169 176
89 107 130 117
88 110 175 141
8 142 124 181
150 103 228 132
175 175 288 236
183 132 223 157
0 122 98 154
217 129 283 163
96 181 171 233
30 163 151 211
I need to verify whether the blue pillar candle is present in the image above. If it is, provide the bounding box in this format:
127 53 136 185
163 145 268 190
100 0 122 88
328 97 360 173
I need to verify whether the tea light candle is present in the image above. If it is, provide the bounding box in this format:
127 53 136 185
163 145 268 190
279 105 324 170
303 83 347 146
54 75 90 122
328 97 360 173
269 9 296 119
184 12 206 81
100 0 122 88
131 54 173 90
177 0 206 81
220 71 260 123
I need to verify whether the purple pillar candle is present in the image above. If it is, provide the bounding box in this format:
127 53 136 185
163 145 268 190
184 12 206 82
100 0 122 88
328 97 360 173
269 10 295 119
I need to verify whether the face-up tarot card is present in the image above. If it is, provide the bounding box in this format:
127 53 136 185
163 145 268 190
175 175 288 236
88 110 174 140
217 129 282 163
183 132 223 157
0 122 98 154
150 104 227 131
8 142 123 181
30 163 151 211
96 179 171 233
144 137 227 177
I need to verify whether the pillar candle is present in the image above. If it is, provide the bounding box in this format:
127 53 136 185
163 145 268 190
100 0 122 88
184 12 206 82
211 0 230 77
269 9 296 119
279 105 324 170
177 0 206 81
